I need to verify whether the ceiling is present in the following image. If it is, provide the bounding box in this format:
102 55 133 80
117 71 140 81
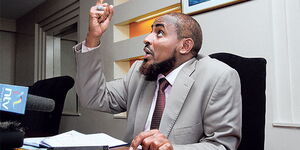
0 0 46 19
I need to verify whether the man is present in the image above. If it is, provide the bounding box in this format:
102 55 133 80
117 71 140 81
74 0 242 150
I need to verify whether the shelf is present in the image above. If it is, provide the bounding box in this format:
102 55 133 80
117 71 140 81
113 3 181 43
113 0 129 6
114 56 143 79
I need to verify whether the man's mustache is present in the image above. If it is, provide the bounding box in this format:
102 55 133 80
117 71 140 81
144 45 153 55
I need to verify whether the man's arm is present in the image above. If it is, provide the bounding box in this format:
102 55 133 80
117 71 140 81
199 69 242 150
75 0 129 113
173 68 241 150
75 51 140 113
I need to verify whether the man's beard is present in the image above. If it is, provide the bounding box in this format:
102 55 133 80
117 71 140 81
139 52 176 81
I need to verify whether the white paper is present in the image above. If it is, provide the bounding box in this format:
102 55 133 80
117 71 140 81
24 130 127 148
24 137 45 147
24 130 85 147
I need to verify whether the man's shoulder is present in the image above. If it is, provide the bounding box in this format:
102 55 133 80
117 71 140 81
193 54 236 73
130 60 143 71
185 54 239 86
127 60 144 78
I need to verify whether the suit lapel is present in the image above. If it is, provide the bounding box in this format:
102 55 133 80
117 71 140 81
133 81 156 137
160 58 197 137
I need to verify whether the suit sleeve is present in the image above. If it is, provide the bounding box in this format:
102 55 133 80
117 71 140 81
74 42 138 113
173 69 242 150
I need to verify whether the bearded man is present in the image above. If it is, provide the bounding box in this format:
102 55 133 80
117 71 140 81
74 0 242 150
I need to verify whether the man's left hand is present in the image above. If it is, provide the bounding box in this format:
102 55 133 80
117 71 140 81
129 129 173 150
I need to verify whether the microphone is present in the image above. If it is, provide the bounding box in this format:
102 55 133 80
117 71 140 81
26 94 55 112
0 83 55 114
0 85 55 149
0 121 24 149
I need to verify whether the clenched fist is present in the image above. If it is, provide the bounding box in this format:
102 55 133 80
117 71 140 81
86 0 114 48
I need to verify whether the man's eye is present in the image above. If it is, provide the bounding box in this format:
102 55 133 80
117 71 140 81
157 30 164 36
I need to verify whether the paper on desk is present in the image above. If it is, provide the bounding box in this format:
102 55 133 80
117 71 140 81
24 130 84 147
21 144 48 150
42 132 126 147
24 130 127 148
24 137 46 147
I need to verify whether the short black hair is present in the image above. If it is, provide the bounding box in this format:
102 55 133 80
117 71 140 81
165 13 203 56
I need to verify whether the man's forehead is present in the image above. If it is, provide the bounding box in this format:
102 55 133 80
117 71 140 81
152 15 177 28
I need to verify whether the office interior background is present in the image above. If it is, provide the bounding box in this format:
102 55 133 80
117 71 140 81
0 0 299 149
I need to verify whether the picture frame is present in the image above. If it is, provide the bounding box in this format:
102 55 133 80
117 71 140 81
182 0 247 15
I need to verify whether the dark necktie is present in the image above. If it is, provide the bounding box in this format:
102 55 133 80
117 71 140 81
150 78 170 129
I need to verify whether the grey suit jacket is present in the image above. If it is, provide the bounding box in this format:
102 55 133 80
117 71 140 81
75 44 242 150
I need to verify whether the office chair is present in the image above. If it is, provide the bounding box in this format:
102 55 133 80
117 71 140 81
210 53 266 150
23 76 74 137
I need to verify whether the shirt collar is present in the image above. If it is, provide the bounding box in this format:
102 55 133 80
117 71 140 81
157 59 192 86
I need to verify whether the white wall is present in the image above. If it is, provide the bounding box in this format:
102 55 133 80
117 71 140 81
60 39 77 114
58 0 300 149
0 18 16 84
15 0 78 86
0 31 16 84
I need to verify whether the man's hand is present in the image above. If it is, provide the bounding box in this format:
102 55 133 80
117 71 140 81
129 130 173 150
86 0 114 48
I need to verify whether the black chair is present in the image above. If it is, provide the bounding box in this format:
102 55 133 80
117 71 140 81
23 76 74 137
210 53 266 150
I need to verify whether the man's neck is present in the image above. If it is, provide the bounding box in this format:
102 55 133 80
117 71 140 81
163 57 193 76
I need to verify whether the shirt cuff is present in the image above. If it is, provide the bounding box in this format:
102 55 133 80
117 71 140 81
82 40 101 53
74 40 101 53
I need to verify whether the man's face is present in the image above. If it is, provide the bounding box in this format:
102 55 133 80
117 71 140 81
140 15 180 80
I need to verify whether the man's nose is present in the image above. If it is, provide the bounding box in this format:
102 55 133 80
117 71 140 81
143 33 153 45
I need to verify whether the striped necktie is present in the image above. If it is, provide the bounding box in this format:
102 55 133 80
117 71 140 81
150 78 170 129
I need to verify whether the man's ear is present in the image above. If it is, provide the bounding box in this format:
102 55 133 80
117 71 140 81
179 38 194 55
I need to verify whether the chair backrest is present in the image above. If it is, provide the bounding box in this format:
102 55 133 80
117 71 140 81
23 76 74 137
209 53 266 150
